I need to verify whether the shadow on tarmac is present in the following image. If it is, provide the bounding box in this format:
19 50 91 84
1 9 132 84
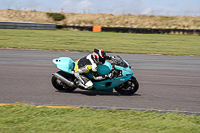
56 90 141 97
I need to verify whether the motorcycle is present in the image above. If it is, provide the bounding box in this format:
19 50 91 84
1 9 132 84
51 55 139 95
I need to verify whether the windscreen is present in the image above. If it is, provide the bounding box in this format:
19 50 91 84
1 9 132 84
110 55 129 68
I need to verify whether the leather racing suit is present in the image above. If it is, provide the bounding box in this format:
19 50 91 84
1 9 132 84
74 54 110 89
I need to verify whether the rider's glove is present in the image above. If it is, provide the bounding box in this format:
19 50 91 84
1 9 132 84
105 72 114 78
111 56 116 59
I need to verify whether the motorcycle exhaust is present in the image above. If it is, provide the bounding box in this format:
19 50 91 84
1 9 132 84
52 72 74 87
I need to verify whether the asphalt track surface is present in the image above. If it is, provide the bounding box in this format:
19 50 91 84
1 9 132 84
0 49 200 115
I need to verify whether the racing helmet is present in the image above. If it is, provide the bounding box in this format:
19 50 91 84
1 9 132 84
93 49 106 64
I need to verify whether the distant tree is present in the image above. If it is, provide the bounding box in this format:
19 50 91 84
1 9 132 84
46 13 65 21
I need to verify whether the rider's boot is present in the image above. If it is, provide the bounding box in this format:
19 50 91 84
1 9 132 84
76 80 93 90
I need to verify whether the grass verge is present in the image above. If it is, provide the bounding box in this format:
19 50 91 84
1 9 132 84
0 29 200 56
0 104 200 133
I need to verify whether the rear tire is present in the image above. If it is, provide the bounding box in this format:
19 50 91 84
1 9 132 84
114 76 139 95
51 71 76 92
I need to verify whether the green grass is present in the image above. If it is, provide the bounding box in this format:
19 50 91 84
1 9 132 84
0 29 200 56
0 104 199 133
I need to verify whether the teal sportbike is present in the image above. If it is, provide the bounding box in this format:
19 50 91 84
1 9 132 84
51 55 139 95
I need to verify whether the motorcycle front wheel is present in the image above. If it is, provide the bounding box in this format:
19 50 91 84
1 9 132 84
51 71 76 92
115 76 139 95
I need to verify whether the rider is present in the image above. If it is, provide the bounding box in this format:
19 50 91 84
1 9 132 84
74 48 113 89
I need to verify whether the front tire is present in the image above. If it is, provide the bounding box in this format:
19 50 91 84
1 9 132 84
115 76 139 95
51 71 76 92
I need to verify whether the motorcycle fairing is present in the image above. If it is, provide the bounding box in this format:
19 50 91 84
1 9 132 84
115 66 133 77
97 61 112 75
92 66 133 91
52 57 75 74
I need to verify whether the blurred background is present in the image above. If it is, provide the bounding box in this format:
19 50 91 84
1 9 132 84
1 0 200 16
0 0 200 30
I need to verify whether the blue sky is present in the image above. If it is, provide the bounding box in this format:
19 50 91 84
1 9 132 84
0 0 200 16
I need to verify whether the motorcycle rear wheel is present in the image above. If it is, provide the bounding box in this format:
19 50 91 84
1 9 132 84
51 71 76 92
115 76 139 95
